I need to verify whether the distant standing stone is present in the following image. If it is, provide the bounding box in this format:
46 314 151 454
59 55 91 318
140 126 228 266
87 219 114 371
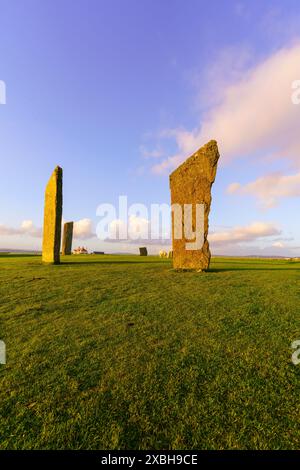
169 140 219 271
139 247 148 256
62 221 73 255
168 250 173 259
42 166 63 264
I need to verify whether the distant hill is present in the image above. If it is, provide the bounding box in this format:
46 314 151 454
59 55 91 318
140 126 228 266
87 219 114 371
0 249 41 254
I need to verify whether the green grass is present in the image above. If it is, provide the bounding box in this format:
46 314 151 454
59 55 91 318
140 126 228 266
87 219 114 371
1 254 300 450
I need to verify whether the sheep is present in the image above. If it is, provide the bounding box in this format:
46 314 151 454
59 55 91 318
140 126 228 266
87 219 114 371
159 250 168 258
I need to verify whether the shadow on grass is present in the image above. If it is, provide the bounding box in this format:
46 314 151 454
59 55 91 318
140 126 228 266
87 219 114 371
209 258 300 273
60 260 169 266
60 261 299 271
169 258 300 273
209 266 300 273
0 253 39 258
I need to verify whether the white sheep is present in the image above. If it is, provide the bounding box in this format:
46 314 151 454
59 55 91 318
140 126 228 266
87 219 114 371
159 250 168 258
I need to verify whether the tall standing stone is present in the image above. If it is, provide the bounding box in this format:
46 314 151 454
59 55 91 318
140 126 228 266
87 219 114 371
62 221 73 255
169 140 219 271
42 166 63 264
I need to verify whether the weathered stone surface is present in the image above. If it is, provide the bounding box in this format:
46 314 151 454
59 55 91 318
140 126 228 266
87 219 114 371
139 247 148 256
62 221 73 255
169 140 219 271
42 166 63 264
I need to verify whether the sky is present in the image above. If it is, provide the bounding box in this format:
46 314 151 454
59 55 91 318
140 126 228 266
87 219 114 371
0 0 300 255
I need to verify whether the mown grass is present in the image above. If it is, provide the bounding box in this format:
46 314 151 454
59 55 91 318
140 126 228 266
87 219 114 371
1 254 300 449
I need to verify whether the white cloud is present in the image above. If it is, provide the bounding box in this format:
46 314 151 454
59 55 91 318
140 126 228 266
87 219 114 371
127 215 149 239
139 145 165 159
0 220 42 238
209 221 280 246
272 241 284 248
227 171 300 208
20 220 42 237
0 218 96 243
152 153 183 174
73 218 95 239
105 218 280 251
106 215 172 246
108 216 151 242
0 225 19 236
152 42 300 174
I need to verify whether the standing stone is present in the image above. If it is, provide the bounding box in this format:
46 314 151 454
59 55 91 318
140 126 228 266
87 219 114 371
169 140 219 271
42 166 63 264
139 247 148 256
62 222 73 255
168 250 173 259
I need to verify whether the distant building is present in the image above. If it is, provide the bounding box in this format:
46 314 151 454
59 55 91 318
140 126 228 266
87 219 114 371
73 246 88 255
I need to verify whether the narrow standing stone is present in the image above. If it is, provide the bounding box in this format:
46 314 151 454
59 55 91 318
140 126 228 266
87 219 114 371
169 140 219 271
42 166 63 264
62 221 73 255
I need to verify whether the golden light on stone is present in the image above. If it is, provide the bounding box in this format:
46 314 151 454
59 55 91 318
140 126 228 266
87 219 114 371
169 140 219 271
42 166 63 264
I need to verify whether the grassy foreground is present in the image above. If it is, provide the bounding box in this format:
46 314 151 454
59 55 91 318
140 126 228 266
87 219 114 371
1 253 300 450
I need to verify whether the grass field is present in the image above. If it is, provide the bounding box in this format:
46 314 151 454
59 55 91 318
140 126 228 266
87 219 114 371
1 253 300 450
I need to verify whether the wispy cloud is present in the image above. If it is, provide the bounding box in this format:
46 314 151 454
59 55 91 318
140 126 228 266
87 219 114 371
107 216 171 245
272 241 284 248
210 221 280 246
139 145 165 159
0 218 96 240
104 218 280 250
227 171 300 208
151 42 300 174
0 220 42 238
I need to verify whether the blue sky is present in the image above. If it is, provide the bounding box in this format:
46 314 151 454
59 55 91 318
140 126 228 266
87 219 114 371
0 0 300 254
